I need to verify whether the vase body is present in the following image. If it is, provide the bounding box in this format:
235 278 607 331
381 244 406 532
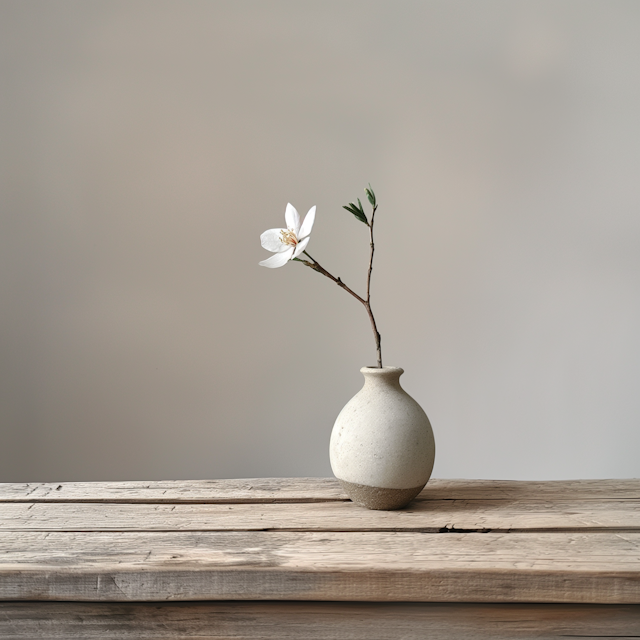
330 366 435 510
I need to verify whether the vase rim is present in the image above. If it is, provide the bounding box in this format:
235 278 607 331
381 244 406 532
360 366 404 376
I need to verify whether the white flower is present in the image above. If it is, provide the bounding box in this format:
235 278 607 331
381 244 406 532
259 203 316 268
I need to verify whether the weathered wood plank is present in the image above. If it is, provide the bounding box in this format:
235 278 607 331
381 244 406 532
1 601 639 639
1 531 639 603
0 478 347 504
2 498 639 532
1 478 637 503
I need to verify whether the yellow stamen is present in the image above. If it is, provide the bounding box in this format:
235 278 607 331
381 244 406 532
280 229 298 246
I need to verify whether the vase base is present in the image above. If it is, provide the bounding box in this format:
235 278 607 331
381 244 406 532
337 479 425 510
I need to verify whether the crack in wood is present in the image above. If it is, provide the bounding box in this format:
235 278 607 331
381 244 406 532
439 526 493 533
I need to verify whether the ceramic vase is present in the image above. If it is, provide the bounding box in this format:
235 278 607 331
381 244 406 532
329 366 435 510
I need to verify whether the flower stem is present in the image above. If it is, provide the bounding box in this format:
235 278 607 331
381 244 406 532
302 215 383 368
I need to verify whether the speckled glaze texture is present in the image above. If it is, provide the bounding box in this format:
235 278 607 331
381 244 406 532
330 366 436 510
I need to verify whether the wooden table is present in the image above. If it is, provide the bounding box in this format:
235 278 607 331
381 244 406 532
0 478 639 639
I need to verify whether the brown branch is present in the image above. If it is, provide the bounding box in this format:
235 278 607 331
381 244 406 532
292 190 383 367
302 242 383 368
365 203 382 368
366 204 377 303
301 251 365 305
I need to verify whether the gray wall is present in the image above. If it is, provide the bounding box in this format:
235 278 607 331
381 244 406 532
1 0 639 482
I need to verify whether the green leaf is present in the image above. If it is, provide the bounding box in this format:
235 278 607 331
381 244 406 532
365 184 376 207
342 204 359 218
343 203 368 225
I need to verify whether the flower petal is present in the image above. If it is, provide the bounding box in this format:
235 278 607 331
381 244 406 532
284 203 300 234
260 228 287 253
259 246 294 268
298 206 316 240
292 235 310 259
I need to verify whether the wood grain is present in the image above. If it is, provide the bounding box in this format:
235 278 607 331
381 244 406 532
1 478 637 503
0 478 346 504
1 601 639 639
2 498 639 532
1 530 639 603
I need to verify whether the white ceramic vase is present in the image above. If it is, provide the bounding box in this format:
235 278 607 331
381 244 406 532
329 366 436 510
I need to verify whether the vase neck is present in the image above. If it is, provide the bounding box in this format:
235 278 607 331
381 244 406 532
360 366 404 390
